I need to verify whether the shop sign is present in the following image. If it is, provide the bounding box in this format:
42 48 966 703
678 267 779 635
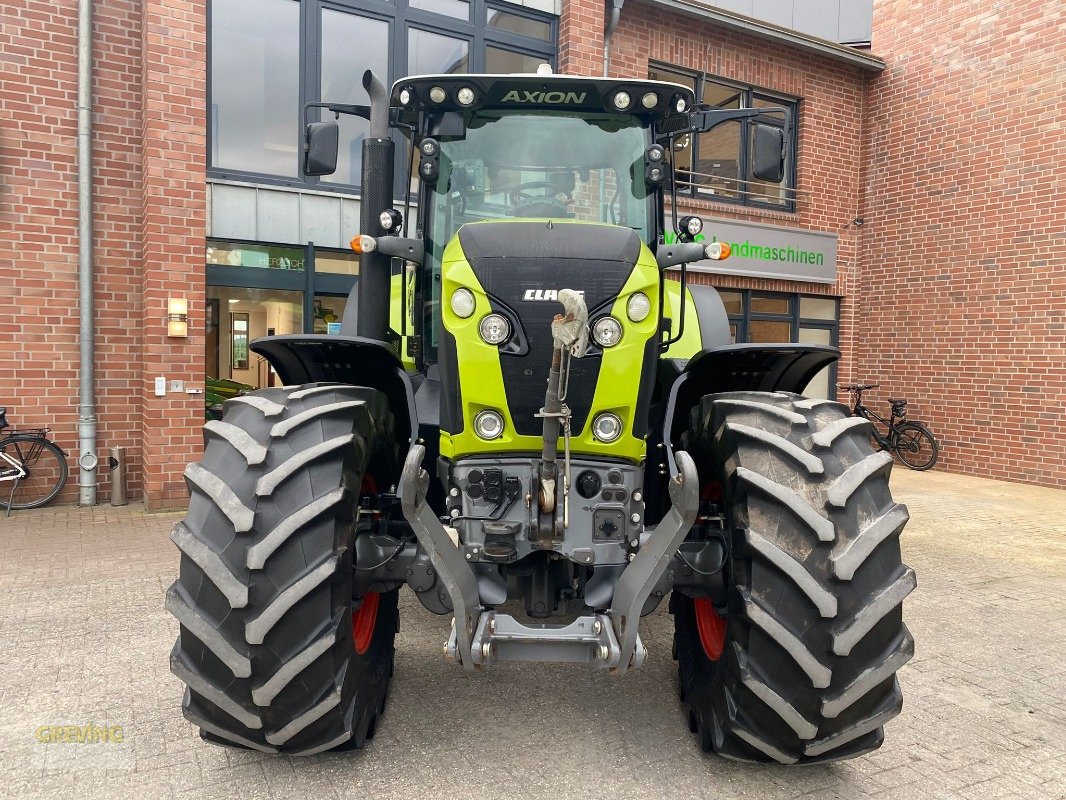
665 215 837 283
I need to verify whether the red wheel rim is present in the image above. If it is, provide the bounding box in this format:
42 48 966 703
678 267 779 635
693 597 726 661
352 592 380 655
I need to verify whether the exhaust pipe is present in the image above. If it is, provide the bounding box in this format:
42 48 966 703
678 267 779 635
356 69 395 343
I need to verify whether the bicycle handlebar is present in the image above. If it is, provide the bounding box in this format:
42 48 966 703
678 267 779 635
837 383 880 392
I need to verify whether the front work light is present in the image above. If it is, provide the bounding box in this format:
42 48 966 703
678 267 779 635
612 91 631 110
592 413 623 443
457 87 475 106
474 410 505 440
627 292 651 323
451 288 476 318
592 316 623 347
479 313 511 345
379 209 403 231
679 215 703 239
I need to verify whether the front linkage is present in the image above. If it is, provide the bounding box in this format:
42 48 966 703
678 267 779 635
399 443 699 673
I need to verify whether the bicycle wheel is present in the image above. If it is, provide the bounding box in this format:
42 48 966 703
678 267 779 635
893 422 939 470
0 435 69 509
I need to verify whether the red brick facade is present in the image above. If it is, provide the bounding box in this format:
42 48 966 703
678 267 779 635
860 0 1066 487
1 0 205 508
0 0 1061 506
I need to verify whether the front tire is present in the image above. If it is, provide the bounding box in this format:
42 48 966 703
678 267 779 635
893 421 939 470
674 391 915 764
167 383 399 754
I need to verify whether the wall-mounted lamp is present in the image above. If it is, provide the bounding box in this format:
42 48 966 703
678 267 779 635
167 297 189 338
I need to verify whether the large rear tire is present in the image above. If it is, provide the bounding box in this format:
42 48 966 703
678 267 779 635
167 383 399 754
674 391 915 764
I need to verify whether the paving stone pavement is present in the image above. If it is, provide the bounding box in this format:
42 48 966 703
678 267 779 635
0 468 1063 799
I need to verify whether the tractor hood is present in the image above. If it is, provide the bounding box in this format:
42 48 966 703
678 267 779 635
437 220 661 462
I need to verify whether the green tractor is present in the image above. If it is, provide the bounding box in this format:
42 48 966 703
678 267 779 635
168 67 914 763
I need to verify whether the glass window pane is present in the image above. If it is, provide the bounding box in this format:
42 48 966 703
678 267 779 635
314 294 347 334
207 241 305 270
748 319 791 343
485 46 547 75
799 327 833 399
703 80 742 109
800 296 837 320
321 11 390 185
210 0 299 176
696 121 740 198
718 290 743 316
751 294 790 315
408 28 470 75
487 9 552 40
206 287 303 390
411 0 469 20
315 251 360 275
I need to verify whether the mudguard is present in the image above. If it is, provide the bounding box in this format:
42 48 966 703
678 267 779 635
660 342 839 478
250 334 419 447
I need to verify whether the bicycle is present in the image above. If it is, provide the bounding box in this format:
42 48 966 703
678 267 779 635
838 384 940 471
0 407 69 514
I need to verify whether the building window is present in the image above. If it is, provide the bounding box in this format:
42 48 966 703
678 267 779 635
648 64 798 211
718 290 838 398
208 0 557 191
209 0 300 177
206 239 367 388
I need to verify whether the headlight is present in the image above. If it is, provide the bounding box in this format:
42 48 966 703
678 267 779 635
474 410 504 440
612 91 631 110
450 288 475 319
592 316 623 347
429 86 446 104
399 88 412 105
626 292 651 323
592 413 623 443
479 313 511 344
456 87 475 106
641 92 658 109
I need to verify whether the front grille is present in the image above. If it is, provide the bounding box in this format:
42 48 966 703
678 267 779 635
457 222 640 437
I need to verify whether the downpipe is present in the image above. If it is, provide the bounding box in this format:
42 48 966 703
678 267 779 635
76 0 98 504
603 0 624 77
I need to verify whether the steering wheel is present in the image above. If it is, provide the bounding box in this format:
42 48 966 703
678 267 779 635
507 180 572 218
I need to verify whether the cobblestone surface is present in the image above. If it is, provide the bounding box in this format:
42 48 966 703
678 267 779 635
0 469 1063 799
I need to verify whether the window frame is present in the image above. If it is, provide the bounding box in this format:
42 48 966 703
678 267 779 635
206 237 360 334
206 0 557 194
719 289 839 394
648 62 799 212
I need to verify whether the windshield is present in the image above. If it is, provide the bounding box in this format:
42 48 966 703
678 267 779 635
422 110 651 356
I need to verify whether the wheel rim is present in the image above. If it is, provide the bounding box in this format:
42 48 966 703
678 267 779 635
897 427 935 468
352 592 380 655
693 597 726 661
2 439 67 509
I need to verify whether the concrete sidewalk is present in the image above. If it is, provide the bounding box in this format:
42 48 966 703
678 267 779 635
0 468 1063 799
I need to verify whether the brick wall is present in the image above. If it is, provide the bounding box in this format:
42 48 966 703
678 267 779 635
861 0 1066 487
593 0 871 390
0 0 206 508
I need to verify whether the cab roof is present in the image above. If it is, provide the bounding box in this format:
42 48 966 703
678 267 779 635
390 73 696 122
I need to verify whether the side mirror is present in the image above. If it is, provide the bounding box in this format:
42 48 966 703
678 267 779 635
304 120 339 176
752 124 785 183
